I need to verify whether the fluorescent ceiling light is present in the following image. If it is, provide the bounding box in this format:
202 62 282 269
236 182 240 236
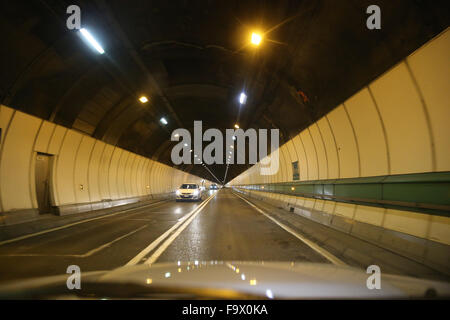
239 92 247 104
80 28 105 54
160 117 168 125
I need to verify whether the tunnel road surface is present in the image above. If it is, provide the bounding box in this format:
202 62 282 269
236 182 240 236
0 189 329 283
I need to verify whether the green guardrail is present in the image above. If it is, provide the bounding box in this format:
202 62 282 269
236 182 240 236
234 172 450 217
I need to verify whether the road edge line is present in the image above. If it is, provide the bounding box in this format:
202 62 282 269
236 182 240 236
233 191 347 266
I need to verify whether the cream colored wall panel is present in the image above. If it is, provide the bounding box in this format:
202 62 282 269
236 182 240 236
334 203 356 219
34 121 55 153
309 124 328 180
322 200 336 215
292 134 308 181
87 140 106 202
300 130 319 180
370 62 432 174
303 198 316 209
317 118 339 179
407 30 450 172
73 135 95 204
0 111 41 211
314 199 325 211
143 159 152 195
47 125 67 155
327 106 359 178
0 105 14 145
124 153 136 198
295 197 305 207
277 146 289 182
98 144 114 200
280 145 292 182
133 156 144 196
150 162 161 193
383 209 430 239
108 148 123 200
428 215 450 246
354 205 385 227
345 88 389 177
285 140 299 182
116 150 129 199
55 130 83 205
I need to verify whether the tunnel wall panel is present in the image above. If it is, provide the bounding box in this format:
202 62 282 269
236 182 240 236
407 31 450 172
326 106 359 178
345 89 388 177
0 110 41 213
34 121 56 153
369 62 433 175
88 140 106 203
0 106 208 223
73 135 95 204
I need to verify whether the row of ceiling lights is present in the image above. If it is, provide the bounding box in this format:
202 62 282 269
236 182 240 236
79 26 263 178
79 27 263 128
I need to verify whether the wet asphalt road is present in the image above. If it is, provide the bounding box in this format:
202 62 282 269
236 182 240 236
0 189 327 283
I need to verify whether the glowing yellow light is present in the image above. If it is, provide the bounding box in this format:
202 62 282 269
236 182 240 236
234 124 240 129
251 32 262 45
250 279 257 286
139 96 148 103
261 186 264 189
146 278 152 284
236 268 240 274
291 187 295 191
178 268 182 273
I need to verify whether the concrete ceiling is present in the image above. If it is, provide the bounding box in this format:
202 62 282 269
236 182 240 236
1 0 449 183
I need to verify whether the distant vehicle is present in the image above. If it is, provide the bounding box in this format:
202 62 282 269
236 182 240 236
210 184 219 190
176 183 203 201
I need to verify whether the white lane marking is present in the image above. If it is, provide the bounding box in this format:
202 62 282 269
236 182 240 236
144 194 216 265
233 191 347 266
0 225 148 258
126 193 217 266
0 200 167 246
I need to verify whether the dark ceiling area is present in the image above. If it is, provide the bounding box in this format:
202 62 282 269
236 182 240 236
1 0 449 183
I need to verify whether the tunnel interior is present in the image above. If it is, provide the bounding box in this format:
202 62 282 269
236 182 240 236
1 0 448 183
0 0 449 296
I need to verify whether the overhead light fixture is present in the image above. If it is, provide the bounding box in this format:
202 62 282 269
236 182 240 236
239 92 247 105
80 28 105 54
139 96 148 103
234 124 239 129
232 136 236 140
184 143 188 147
251 32 262 46
160 117 168 125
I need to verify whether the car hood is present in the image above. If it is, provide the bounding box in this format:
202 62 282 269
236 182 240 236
1 261 449 299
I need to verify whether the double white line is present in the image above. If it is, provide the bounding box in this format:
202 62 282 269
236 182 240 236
126 192 217 266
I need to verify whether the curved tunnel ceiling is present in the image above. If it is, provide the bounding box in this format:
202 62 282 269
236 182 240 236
1 0 449 183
